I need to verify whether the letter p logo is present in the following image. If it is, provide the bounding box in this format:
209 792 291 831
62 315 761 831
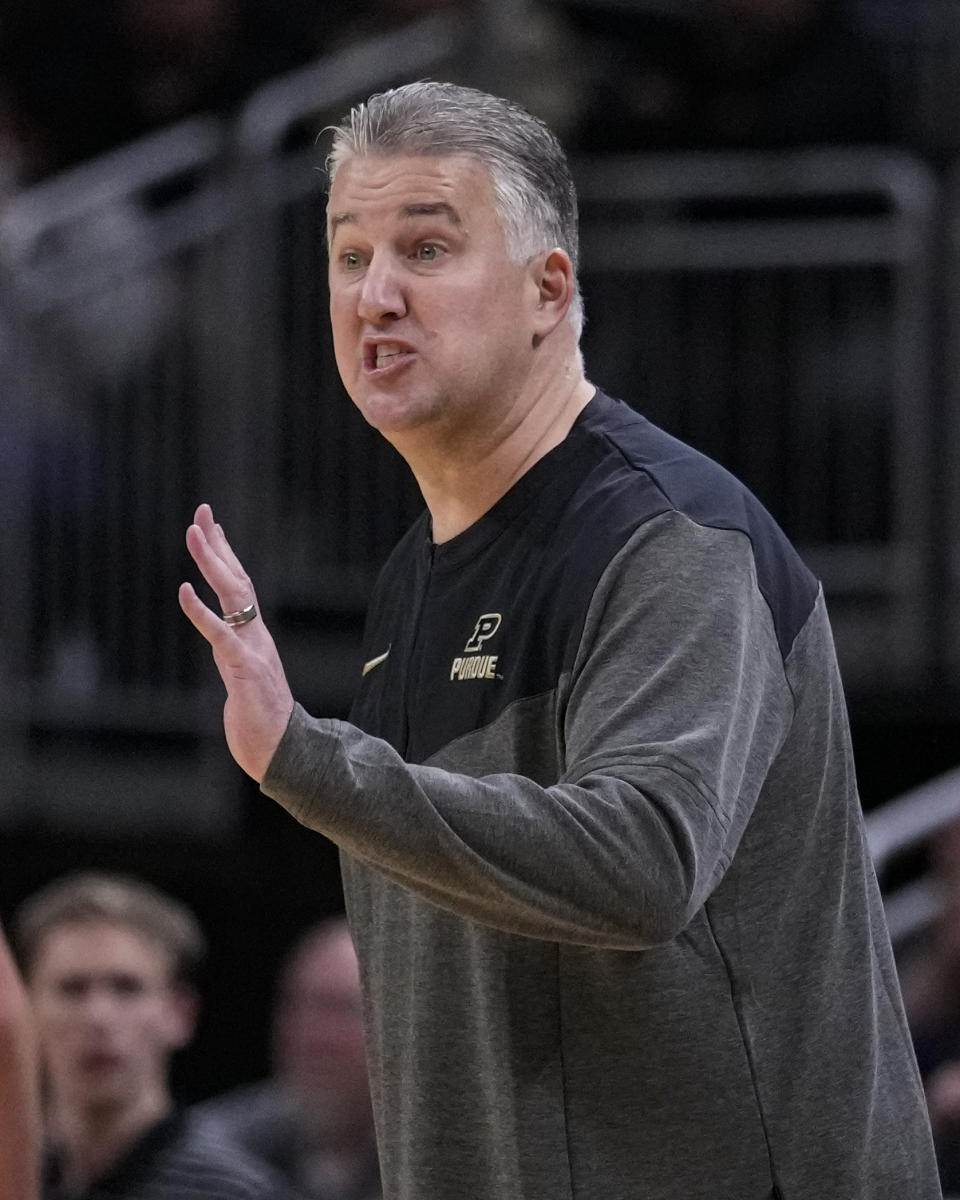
464 613 502 653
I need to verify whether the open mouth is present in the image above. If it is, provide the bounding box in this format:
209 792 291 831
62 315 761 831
364 342 412 373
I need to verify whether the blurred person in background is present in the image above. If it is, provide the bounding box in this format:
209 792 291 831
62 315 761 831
0 919 40 1200
199 917 380 1200
13 872 292 1200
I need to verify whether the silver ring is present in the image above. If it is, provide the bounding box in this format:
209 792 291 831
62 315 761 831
222 603 258 627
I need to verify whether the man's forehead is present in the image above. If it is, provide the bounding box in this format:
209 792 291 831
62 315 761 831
33 919 172 974
327 152 492 231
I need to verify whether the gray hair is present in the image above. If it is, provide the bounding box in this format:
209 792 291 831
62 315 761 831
12 872 206 987
326 80 583 337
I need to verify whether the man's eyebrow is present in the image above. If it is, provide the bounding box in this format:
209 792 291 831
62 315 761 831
328 211 356 236
328 202 462 237
400 202 461 224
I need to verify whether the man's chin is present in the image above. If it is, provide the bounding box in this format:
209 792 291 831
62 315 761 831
68 1071 132 1111
359 400 440 440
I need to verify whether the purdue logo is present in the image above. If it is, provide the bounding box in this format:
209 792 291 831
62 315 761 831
464 614 501 653
451 613 502 681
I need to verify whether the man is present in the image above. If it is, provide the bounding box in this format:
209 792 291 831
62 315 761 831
179 81 940 1199
199 918 380 1200
0 920 39 1200
12 872 292 1200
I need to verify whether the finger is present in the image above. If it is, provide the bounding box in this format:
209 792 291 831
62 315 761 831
178 581 235 648
185 523 257 615
194 502 215 533
192 505 247 587
208 520 249 582
192 505 258 607
179 581 268 668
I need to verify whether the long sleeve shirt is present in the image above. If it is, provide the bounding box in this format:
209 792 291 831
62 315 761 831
263 389 940 1200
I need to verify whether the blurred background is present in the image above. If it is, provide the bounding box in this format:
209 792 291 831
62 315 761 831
3 0 960 1165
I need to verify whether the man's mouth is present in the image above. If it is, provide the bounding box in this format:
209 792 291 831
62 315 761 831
364 342 411 372
81 1050 123 1072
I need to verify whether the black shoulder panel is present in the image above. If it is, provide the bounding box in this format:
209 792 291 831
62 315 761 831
579 392 819 659
350 391 818 764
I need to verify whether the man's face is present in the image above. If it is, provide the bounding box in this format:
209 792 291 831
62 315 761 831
28 920 192 1115
273 929 370 1121
327 153 542 450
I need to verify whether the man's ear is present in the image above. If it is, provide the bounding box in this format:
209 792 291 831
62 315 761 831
163 984 199 1052
530 248 575 342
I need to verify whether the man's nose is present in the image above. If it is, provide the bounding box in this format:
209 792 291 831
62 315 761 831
357 254 407 324
80 986 120 1023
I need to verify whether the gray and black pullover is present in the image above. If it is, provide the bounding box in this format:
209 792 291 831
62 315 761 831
263 389 940 1200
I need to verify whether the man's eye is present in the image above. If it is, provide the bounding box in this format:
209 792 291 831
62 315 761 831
58 977 90 999
111 974 146 997
341 251 362 270
415 244 441 261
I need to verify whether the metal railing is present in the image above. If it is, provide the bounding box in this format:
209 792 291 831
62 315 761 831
0 16 475 828
0 121 246 831
0 116 238 703
866 768 960 945
574 148 939 692
0 17 956 830
235 11 469 159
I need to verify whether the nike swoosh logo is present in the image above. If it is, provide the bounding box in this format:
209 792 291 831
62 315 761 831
362 647 391 676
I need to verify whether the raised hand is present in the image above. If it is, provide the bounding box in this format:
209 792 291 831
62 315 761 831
179 503 294 782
